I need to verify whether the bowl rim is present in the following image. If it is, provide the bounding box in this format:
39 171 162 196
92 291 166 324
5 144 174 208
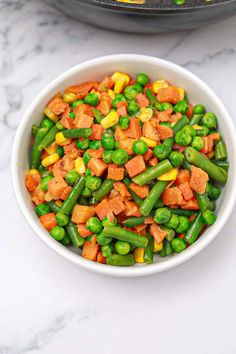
11 54 236 277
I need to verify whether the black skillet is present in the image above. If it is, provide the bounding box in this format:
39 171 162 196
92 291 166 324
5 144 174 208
44 0 236 33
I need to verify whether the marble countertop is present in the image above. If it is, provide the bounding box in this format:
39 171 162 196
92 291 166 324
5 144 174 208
1 1 236 353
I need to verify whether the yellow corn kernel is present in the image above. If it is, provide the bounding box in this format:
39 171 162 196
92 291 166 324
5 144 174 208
140 137 157 148
44 107 58 123
45 141 58 155
63 92 76 104
152 80 169 94
55 200 63 207
101 111 119 129
111 71 130 86
134 248 145 263
158 168 178 181
137 107 153 123
192 124 202 130
154 241 163 253
28 169 39 175
90 89 100 98
108 89 115 100
178 88 185 101
42 153 60 167
55 132 71 146
114 78 127 94
75 158 86 175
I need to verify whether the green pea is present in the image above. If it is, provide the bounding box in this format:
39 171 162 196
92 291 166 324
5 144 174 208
191 136 204 151
124 85 139 100
86 175 102 191
103 150 113 164
86 217 102 234
206 183 221 200
153 144 171 160
112 94 126 108
72 100 84 108
102 216 117 227
101 244 113 257
136 73 150 86
202 112 217 129
173 100 188 114
154 208 172 224
40 117 54 129
175 131 192 146
84 93 99 106
161 102 173 111
115 241 131 255
56 146 64 157
196 126 209 136
132 140 148 155
69 112 76 118
55 212 69 226
97 231 112 246
128 101 139 115
132 83 143 93
50 226 65 241
202 210 217 225
101 134 115 150
171 237 187 253
89 140 100 150
65 170 80 186
40 175 53 191
182 125 196 138
38 165 46 173
111 149 128 166
169 151 184 167
165 214 179 230
35 203 50 217
193 104 205 114
76 138 90 150
175 216 190 234
119 115 130 130
81 186 92 198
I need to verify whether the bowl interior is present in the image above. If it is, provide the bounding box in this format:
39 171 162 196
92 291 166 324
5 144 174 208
12 55 236 276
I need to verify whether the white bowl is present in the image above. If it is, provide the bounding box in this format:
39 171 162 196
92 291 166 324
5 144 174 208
11 54 236 277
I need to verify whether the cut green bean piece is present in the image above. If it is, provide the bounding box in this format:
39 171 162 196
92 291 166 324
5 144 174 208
93 108 104 123
123 216 147 228
139 181 168 216
103 226 148 248
160 239 173 257
172 115 189 134
211 160 229 171
63 128 92 139
65 222 84 248
144 233 154 264
123 178 143 207
196 192 210 213
38 125 60 151
146 88 158 105
184 212 205 245
31 124 38 136
61 176 86 215
30 127 48 168
106 254 135 266
215 140 227 161
189 114 203 126
46 201 60 213
167 208 196 217
92 179 114 202
133 159 173 186
161 226 175 241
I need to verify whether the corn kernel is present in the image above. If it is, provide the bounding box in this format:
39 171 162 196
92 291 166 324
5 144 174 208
154 241 163 253
108 89 115 100
55 132 71 146
137 107 153 122
42 153 60 167
63 92 76 104
90 89 100 98
28 169 39 175
178 88 185 101
134 248 145 263
140 137 157 148
152 80 169 94
192 124 202 130
114 78 126 94
55 200 63 207
111 72 130 85
158 168 178 181
44 107 58 123
75 157 86 175
45 141 58 154
101 111 119 129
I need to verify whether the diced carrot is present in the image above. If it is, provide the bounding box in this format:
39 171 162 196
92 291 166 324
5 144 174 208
189 214 196 222
31 186 46 205
144 83 152 90
136 93 149 108
114 182 129 198
75 113 94 128
107 166 124 181
87 148 104 159
53 160 66 178
181 197 199 210
189 165 209 194
66 81 95 98
77 224 92 238
173 143 186 153
142 121 159 141
149 157 158 166
123 200 141 217
145 217 155 224
207 135 214 154
176 169 191 185
117 105 127 117
150 223 167 244
157 111 170 122
60 186 72 201
170 112 182 124
124 117 142 139
74 103 94 118
200 137 208 154
143 148 153 161
39 212 57 231
165 107 173 116
63 142 79 159
98 76 113 92
114 125 127 141
162 187 184 206
71 205 95 224
210 132 220 141
108 196 126 215
97 99 110 116
178 182 194 201
40 150 49 160
110 189 119 199
95 199 112 220
116 101 128 109
96 251 106 264
48 175 68 200
136 228 147 236
48 96 68 115
119 138 136 155
82 237 99 261
186 104 194 118
61 107 75 129
125 155 146 178
88 158 107 177
157 86 180 104
25 173 40 192
178 234 185 239
156 124 173 140
90 124 103 141
129 182 149 198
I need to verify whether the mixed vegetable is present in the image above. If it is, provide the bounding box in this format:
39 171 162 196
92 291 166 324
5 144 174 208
25 71 229 266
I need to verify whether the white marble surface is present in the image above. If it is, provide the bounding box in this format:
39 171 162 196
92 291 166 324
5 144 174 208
1 1 236 353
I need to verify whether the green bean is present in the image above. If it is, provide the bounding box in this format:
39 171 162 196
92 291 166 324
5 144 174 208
65 222 84 248
139 181 168 216
172 115 190 134
189 114 203 126
167 208 196 217
60 176 86 215
182 158 191 171
92 179 114 202
31 124 38 136
46 201 60 213
163 137 174 151
38 125 60 151
123 178 143 207
184 147 228 185
208 200 216 211
123 216 147 228
93 108 104 123
154 197 163 209
184 212 205 245
133 159 173 186
215 140 227 161
161 226 175 241
77 196 89 206
160 239 173 257
103 226 148 248
63 128 92 139
211 160 229 171
106 254 135 266
196 192 210 213
30 127 48 168
146 88 158 105
144 233 154 264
